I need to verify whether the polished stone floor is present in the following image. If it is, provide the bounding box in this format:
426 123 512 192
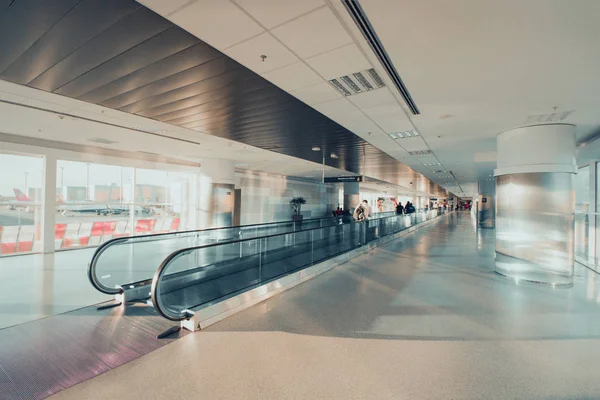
49 212 600 399
0 248 109 329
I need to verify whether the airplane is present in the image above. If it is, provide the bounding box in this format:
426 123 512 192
0 189 38 212
56 194 122 216
56 194 151 216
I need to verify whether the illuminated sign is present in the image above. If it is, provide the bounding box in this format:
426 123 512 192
324 176 363 183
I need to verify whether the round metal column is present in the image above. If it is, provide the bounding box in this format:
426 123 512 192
494 124 576 286
343 182 360 212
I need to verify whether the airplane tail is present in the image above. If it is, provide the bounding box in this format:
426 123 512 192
13 188 31 202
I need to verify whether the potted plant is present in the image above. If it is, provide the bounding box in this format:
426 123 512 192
290 197 306 222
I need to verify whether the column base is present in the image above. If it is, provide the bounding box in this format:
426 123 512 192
494 251 573 287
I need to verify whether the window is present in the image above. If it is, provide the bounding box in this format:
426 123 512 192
575 165 590 212
0 153 43 255
55 160 134 250
135 169 196 235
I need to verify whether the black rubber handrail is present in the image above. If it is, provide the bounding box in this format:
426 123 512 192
88 211 396 295
151 211 442 321
87 214 352 295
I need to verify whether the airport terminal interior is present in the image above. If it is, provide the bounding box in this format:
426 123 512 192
1 0 600 399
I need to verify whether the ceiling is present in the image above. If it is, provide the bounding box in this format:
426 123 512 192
131 0 600 197
349 0 600 177
0 0 450 197
0 78 365 185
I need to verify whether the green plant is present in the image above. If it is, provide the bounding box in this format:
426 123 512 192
290 197 307 216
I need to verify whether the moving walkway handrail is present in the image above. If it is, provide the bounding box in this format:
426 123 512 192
88 212 396 295
88 214 346 295
151 210 443 321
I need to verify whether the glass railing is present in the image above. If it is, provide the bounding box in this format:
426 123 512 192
88 211 397 295
151 209 446 321
574 211 599 272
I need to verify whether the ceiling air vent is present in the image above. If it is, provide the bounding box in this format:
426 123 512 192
343 0 420 115
388 130 419 139
329 68 385 97
524 111 573 125
408 150 433 156
87 137 118 145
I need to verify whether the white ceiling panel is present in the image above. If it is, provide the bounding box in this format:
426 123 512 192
223 32 298 74
474 151 497 162
305 43 372 79
362 102 407 119
261 62 323 91
348 88 397 110
271 7 352 58
136 0 193 16
395 136 427 152
290 82 342 105
372 116 414 133
169 0 264 50
338 114 384 136
233 0 325 29
361 102 412 133
413 154 439 165
312 98 357 119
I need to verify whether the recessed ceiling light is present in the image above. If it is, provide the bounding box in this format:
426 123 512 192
388 132 399 139
312 146 321 151
397 132 404 138
412 130 419 136
330 153 338 159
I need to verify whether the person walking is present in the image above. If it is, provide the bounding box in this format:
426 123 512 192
396 201 404 215
353 200 371 221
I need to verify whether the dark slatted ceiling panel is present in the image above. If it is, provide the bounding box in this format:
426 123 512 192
0 0 448 195
80 43 224 104
0 0 80 72
1 0 140 84
110 58 244 112
30 7 172 91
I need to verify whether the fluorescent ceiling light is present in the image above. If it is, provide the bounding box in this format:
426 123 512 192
330 153 338 159
397 132 404 138
312 146 321 151
388 132 398 139
412 130 419 136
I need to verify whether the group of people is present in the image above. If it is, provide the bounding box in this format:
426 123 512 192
333 207 346 216
350 199 418 222
395 201 416 215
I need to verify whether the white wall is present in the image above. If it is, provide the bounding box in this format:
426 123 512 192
236 170 337 225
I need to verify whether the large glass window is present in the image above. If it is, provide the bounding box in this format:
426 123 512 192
575 165 590 212
135 169 196 235
0 153 43 255
574 165 591 264
53 160 197 251
56 160 134 250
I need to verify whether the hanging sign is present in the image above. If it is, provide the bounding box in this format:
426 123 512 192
323 176 363 183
